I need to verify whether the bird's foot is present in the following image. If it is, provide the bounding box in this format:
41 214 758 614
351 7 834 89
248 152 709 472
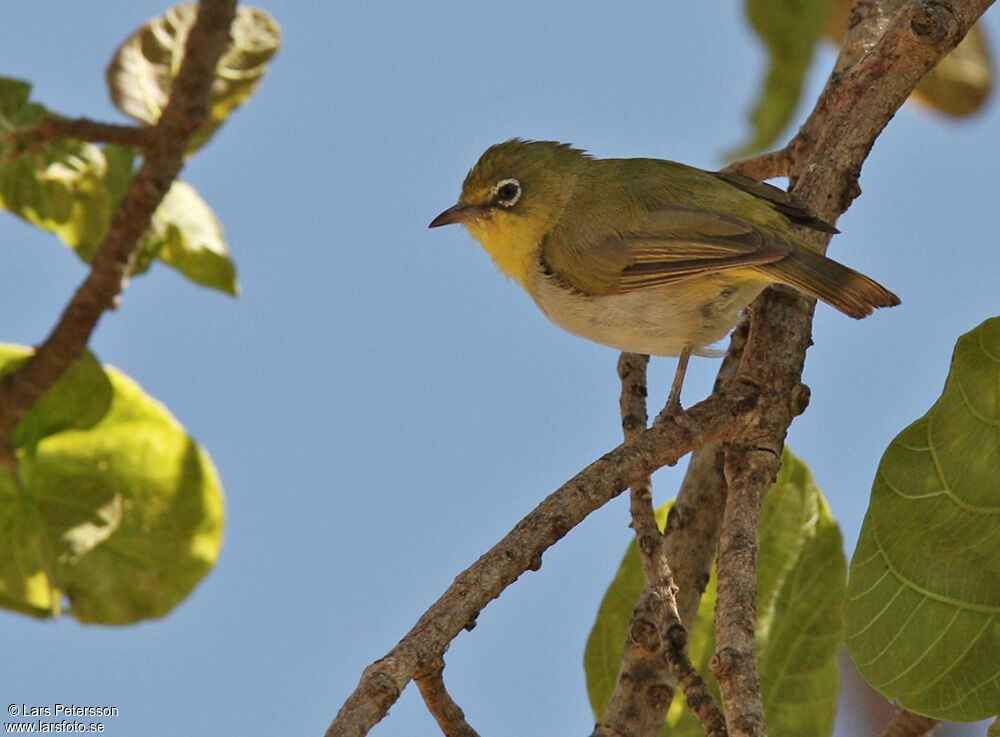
655 391 683 424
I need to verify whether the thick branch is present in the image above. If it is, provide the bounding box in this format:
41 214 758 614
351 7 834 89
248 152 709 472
707 1 993 734
794 0 992 216
711 292 815 737
728 0 991 190
710 445 771 737
0 0 237 459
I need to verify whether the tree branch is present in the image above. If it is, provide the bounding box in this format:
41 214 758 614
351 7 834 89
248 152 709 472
593 353 680 737
794 0 992 217
594 328 750 737
328 389 759 737
0 0 237 463
414 658 482 737
2 117 154 151
665 623 728 737
726 0 991 192
708 0 993 734
878 709 939 737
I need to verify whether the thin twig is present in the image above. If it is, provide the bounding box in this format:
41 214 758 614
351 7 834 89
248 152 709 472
720 149 792 181
879 709 938 737
594 353 729 737
593 326 744 737
594 352 673 737
618 352 661 579
2 117 154 150
618 352 649 442
664 624 728 737
593 432 730 737
415 659 482 737
0 0 237 463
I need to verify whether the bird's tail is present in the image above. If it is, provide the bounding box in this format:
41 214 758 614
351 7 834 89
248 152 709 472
759 246 900 319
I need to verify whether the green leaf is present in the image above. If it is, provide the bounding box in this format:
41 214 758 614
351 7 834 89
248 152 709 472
0 344 225 624
106 4 282 154
989 716 1000 737
846 317 1000 722
756 460 844 737
0 347 113 451
0 77 237 292
584 449 844 737
0 77 33 118
0 471 62 617
0 77 112 254
146 180 239 295
729 0 834 157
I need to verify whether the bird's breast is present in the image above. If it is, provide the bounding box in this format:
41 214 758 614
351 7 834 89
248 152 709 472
525 264 767 357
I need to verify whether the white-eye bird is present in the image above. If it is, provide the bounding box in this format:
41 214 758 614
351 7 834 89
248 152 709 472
430 139 899 410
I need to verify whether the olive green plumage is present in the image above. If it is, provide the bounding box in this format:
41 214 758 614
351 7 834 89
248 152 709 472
430 139 899 402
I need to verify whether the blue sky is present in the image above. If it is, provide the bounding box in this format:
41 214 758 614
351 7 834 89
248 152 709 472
1 2 996 735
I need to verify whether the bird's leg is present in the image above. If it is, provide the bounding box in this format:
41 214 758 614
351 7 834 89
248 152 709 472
661 343 693 416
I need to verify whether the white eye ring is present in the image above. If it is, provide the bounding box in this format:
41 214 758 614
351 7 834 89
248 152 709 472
492 178 522 208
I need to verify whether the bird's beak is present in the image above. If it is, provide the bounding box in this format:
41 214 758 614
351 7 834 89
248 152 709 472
428 202 485 228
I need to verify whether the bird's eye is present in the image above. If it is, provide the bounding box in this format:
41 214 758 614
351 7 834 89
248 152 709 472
493 178 522 208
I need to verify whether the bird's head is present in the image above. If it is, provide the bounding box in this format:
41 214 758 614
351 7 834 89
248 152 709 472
430 139 589 284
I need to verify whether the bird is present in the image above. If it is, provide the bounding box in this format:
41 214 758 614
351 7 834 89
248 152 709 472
429 139 899 411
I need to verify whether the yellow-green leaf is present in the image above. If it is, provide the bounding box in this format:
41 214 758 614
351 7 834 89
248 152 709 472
585 449 845 737
146 180 239 295
846 317 1000 722
0 348 113 451
0 344 225 624
106 4 282 154
0 77 112 254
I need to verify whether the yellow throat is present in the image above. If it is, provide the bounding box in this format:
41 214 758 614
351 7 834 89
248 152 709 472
464 215 549 289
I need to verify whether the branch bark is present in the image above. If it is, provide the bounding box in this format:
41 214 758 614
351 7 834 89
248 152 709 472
709 1 993 734
594 329 747 737
0 0 237 462
327 389 759 737
878 709 939 737
414 659 482 737
593 353 728 737
2 117 154 150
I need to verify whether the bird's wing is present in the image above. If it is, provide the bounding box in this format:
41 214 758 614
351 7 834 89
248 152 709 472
709 171 838 233
609 206 790 293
